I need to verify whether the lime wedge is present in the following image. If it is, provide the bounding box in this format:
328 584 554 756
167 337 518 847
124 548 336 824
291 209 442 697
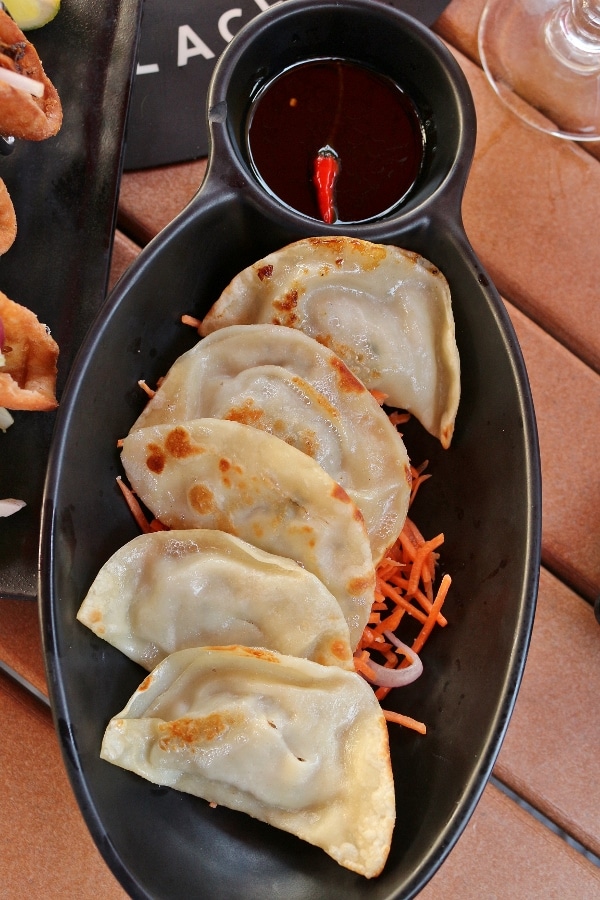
3 0 60 30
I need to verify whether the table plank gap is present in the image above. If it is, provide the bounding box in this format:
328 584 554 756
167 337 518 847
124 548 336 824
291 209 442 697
506 300 600 603
434 0 600 163
421 780 600 898
0 669 129 898
442 45 600 375
490 774 600 868
492 568 600 858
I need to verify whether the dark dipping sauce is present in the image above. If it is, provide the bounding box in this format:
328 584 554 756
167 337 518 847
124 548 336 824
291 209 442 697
246 59 425 223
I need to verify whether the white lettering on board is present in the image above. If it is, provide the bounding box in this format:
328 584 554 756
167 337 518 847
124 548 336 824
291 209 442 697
137 62 160 75
177 24 216 66
253 0 282 10
218 8 243 42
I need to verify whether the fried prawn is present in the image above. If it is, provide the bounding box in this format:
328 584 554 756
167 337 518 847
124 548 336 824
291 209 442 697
0 290 58 410
0 176 16 254
0 8 62 141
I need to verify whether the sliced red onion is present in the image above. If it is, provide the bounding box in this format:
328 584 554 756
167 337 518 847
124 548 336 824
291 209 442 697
359 632 423 688
0 408 14 431
383 631 422 663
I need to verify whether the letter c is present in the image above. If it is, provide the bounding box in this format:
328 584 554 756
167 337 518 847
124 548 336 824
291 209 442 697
218 9 243 43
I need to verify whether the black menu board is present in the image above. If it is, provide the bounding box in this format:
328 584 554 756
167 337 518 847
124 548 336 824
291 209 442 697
123 0 452 170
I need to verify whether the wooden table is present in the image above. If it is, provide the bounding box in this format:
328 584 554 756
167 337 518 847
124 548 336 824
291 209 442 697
2 0 599 895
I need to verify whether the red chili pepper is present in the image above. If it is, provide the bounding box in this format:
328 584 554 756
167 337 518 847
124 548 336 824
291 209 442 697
313 146 340 224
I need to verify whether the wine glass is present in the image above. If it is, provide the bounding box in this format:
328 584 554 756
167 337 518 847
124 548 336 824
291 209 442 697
478 0 600 140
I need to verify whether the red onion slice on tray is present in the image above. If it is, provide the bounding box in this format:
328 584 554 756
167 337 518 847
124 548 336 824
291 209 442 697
358 632 423 688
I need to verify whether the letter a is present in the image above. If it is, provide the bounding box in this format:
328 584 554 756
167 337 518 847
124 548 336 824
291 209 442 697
178 24 216 66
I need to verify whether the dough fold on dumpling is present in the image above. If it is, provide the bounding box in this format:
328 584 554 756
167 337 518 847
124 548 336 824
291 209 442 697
200 236 460 448
132 324 412 563
101 645 395 879
120 418 375 648
77 529 353 670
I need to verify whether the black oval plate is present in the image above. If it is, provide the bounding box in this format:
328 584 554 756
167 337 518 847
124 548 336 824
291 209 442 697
39 4 542 898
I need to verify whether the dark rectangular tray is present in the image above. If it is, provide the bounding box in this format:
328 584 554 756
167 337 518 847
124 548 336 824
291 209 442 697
0 0 143 599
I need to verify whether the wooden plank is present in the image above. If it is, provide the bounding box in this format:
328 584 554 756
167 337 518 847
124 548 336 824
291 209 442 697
494 567 600 858
434 0 484 63
0 672 128 899
108 230 143 292
0 600 47 699
117 159 207 245
434 0 600 162
506 301 600 601
451 48 600 374
421 781 600 898
3 665 598 899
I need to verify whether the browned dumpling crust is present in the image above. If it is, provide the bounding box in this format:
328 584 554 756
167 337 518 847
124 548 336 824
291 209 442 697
101 646 396 879
121 418 376 648
0 8 62 141
201 236 461 448
132 324 412 565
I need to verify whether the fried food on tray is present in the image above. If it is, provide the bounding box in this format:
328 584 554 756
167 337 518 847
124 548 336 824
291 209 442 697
0 289 58 410
0 7 62 140
0 176 16 254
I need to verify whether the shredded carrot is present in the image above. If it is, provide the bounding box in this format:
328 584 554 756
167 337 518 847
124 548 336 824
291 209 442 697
409 461 432 505
150 518 169 532
181 314 203 334
116 476 153 533
353 458 452 734
383 710 427 735
370 389 388 406
138 379 155 398
389 410 411 426
354 655 380 684
411 574 452 656
116 476 168 534
405 533 445 596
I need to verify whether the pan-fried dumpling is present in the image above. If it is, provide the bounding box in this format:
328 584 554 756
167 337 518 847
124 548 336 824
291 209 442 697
132 324 411 563
200 236 460 448
77 529 353 670
101 645 395 878
120 418 375 647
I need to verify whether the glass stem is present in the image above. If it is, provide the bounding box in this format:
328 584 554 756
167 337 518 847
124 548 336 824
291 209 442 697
545 0 600 72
